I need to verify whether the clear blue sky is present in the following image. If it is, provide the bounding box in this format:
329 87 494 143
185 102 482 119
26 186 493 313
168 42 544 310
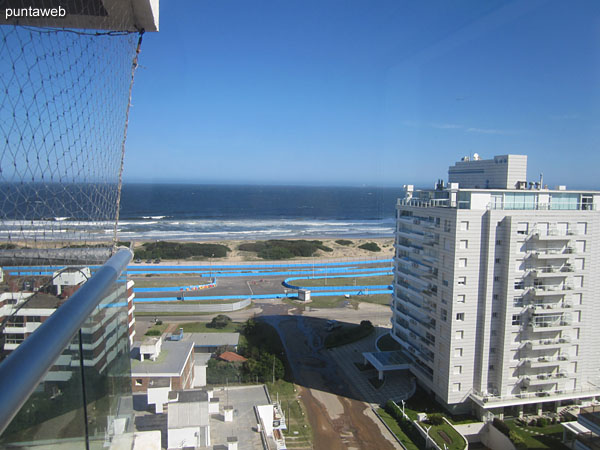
125 0 600 188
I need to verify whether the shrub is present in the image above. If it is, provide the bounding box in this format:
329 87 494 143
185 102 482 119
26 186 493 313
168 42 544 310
238 240 332 259
428 413 444 426
335 239 353 246
358 242 381 252
536 417 548 427
155 320 163 326
509 430 528 449
145 329 161 336
493 418 510 436
208 314 232 329
134 241 230 260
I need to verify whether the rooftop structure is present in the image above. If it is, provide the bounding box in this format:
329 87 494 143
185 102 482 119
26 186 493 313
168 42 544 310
131 339 195 393
182 332 240 352
391 154 600 419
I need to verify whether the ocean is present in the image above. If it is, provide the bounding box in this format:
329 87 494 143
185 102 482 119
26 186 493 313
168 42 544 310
1 184 405 241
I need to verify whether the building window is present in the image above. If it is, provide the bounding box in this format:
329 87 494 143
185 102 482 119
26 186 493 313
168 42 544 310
517 222 529 235
453 365 462 375
460 221 469 231
490 347 496 354
135 379 143 386
454 348 463 357
494 276 500 282
495 258 501 264
514 280 524 290
492 312 498 318
493 294 499 300
456 330 464 340
452 383 461 392
577 222 587 235
458 277 466 286
456 313 465 321
489 365 495 371
459 240 468 249
457 294 465 303
496 240 502 245
443 279 449 287
459 258 467 268
441 309 447 321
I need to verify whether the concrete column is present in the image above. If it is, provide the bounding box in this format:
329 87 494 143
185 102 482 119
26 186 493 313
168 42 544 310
227 436 238 450
518 405 524 419
537 404 543 416
224 406 233 422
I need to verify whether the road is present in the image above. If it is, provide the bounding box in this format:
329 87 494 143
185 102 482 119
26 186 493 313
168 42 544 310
132 259 399 449
259 304 399 450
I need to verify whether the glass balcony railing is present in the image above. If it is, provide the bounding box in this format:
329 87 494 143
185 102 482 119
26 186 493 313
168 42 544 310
0 249 133 449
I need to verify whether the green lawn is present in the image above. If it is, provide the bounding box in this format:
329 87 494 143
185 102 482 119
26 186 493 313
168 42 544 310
285 293 390 309
265 380 312 448
131 276 208 288
179 321 242 333
404 387 479 424
295 275 393 287
421 420 467 450
506 419 569 449
144 322 168 336
377 408 421 450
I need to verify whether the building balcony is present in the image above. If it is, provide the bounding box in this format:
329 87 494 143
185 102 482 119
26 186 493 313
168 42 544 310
528 249 573 259
522 337 571 350
528 320 572 331
469 384 600 409
529 301 574 313
529 265 572 278
529 230 573 241
396 229 426 241
532 285 574 296
521 355 569 368
520 375 559 388
0 249 134 448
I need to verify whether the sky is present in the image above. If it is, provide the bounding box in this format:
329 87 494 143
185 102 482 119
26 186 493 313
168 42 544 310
124 0 600 188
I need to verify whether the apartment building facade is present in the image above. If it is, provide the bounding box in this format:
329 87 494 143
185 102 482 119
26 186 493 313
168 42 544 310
392 154 600 419
0 271 136 380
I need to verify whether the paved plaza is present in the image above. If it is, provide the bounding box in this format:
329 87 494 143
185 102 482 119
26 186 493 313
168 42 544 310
329 328 415 405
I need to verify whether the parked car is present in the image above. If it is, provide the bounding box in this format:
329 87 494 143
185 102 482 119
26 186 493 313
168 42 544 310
145 259 152 264
326 320 341 332
154 258 161 264
134 258 142 264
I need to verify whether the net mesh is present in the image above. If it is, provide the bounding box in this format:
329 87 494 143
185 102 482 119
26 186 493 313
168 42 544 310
0 23 140 265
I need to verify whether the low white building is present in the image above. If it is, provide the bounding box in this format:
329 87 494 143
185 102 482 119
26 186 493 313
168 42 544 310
52 266 91 296
167 390 210 449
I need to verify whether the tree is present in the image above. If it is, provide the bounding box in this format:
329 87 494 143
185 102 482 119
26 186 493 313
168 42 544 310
208 314 232 329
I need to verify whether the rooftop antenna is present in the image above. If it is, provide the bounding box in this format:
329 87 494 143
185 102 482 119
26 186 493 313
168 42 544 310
540 173 544 189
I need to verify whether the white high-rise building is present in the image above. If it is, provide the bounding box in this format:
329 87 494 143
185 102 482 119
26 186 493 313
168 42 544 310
391 154 600 419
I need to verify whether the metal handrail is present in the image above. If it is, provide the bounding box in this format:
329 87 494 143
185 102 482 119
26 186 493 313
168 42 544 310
0 248 133 435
